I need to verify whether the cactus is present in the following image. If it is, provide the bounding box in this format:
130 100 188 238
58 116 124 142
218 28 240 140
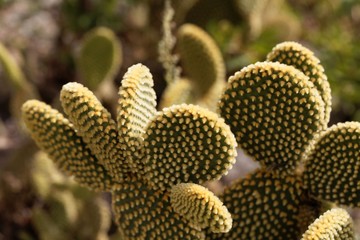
303 122 360 207
77 27 122 91
22 63 238 239
170 183 232 233
212 42 358 239
266 41 332 124
301 208 354 240
0 42 38 120
160 23 226 111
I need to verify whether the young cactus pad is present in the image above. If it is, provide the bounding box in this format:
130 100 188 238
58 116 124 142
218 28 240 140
170 183 232 233
143 104 237 191
21 100 114 191
267 41 331 124
218 61 326 172
60 82 129 181
77 27 122 90
301 208 354 240
303 122 360 207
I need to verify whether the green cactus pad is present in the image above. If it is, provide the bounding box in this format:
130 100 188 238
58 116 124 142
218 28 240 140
77 27 122 90
21 100 114 191
170 183 232 233
303 122 360 207
267 41 331 124
209 169 303 240
178 24 225 96
117 63 157 173
143 104 237 191
60 82 128 181
219 61 325 172
301 208 354 240
112 177 205 240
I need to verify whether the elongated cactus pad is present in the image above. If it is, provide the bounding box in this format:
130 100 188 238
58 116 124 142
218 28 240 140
301 208 354 240
60 82 128 181
144 104 237 191
303 122 360 207
209 169 303 240
21 100 114 191
170 183 232 233
219 61 325 172
112 176 205 240
267 41 331 124
178 24 225 96
117 64 157 173
77 27 122 90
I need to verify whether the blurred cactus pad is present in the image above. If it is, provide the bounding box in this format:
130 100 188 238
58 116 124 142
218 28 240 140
77 26 122 91
21 39 360 239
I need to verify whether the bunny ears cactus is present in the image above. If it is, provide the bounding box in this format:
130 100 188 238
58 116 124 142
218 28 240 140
212 41 358 239
22 63 237 239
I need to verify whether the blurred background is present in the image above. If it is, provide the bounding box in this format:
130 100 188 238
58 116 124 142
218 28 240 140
0 0 359 239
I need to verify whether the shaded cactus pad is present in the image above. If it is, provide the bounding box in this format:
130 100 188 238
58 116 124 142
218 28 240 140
77 27 122 90
170 183 232 233
267 41 331 124
303 122 360 207
218 61 325 172
112 177 205 240
301 208 354 240
21 100 114 191
143 104 237 191
178 23 225 96
209 169 303 240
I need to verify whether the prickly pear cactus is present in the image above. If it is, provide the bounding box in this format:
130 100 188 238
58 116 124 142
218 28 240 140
211 42 358 239
22 63 238 239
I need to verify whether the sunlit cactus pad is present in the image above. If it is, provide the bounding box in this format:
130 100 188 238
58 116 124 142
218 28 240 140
21 100 114 191
219 61 325 172
60 82 128 181
170 183 232 233
209 169 303 240
117 63 157 171
267 41 331 124
303 122 360 207
112 177 205 240
301 208 354 240
143 104 237 191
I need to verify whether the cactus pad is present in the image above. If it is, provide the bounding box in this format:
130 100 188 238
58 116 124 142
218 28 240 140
21 100 114 191
267 41 331 124
117 64 157 172
219 61 325 172
77 27 122 90
301 208 354 240
144 104 237 191
303 122 360 207
112 177 205 240
210 169 303 240
178 24 225 96
60 82 128 181
170 183 232 233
